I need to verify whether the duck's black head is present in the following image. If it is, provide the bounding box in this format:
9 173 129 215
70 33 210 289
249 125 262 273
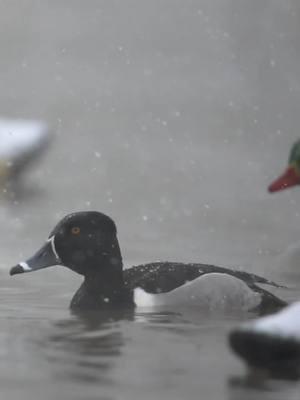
10 211 123 277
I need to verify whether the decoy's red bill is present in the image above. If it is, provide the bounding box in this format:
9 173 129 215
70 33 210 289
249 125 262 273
268 166 300 192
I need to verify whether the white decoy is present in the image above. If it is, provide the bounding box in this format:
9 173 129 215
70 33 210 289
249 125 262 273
0 118 51 191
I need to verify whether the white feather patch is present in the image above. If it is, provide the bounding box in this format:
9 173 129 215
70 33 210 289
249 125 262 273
19 261 32 272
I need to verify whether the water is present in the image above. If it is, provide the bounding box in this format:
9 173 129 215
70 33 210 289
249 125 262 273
0 281 299 400
1 1 300 399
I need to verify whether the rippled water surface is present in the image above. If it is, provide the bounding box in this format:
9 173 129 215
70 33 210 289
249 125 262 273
1 1 300 399
0 274 300 400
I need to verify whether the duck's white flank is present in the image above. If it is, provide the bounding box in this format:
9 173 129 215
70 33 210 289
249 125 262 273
134 272 261 310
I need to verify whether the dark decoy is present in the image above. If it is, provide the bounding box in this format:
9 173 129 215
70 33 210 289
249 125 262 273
229 301 300 380
10 211 286 312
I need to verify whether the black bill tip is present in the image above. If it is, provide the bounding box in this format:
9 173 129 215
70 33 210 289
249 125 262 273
10 264 26 276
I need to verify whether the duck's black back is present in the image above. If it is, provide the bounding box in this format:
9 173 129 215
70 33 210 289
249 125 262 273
123 262 283 294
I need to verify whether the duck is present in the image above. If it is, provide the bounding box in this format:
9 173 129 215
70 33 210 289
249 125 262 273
0 117 51 190
268 139 300 278
269 139 300 192
229 301 300 379
9 211 286 312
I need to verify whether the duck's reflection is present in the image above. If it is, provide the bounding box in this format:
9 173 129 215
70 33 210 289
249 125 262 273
31 308 203 386
36 309 134 385
228 365 300 389
227 367 300 400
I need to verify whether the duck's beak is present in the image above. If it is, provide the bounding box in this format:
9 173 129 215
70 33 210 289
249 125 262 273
10 236 61 275
268 165 300 193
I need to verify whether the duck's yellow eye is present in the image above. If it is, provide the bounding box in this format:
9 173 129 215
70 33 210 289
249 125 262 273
71 227 81 235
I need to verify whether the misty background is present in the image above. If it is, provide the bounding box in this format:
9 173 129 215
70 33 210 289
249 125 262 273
0 1 300 287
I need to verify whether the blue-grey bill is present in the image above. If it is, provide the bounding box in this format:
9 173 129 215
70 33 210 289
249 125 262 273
10 236 61 276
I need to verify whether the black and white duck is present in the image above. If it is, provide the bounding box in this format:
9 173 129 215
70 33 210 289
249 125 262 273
10 211 286 312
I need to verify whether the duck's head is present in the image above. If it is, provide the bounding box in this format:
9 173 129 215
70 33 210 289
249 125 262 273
10 211 122 277
269 140 300 193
